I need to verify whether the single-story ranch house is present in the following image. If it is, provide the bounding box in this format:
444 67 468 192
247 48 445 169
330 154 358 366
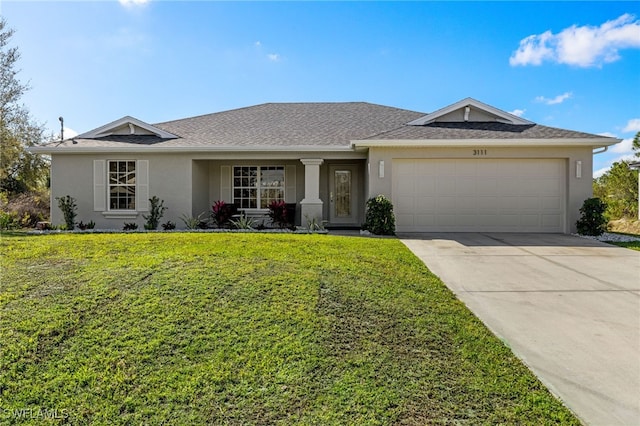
33 98 619 233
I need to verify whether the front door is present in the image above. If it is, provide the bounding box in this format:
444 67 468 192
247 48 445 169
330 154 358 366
329 165 358 224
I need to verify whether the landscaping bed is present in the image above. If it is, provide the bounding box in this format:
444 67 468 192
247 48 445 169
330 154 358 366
0 233 579 424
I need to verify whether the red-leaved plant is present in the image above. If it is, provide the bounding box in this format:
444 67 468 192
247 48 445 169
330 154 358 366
268 200 291 229
212 200 235 228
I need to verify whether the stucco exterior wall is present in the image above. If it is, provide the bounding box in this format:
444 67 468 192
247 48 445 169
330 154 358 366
50 153 193 229
365 146 594 233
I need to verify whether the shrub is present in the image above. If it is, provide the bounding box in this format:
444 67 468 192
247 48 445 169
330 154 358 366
576 197 608 236
161 221 176 230
362 195 396 235
143 196 167 230
123 222 139 231
77 220 96 230
181 212 207 230
303 214 327 232
0 211 19 230
1 191 50 229
56 195 77 230
212 200 235 228
268 200 293 229
230 214 255 230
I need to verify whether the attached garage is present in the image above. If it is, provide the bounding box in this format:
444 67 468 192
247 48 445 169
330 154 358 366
392 158 566 233
353 98 618 234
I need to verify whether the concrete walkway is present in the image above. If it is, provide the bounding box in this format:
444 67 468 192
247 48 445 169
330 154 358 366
399 233 640 426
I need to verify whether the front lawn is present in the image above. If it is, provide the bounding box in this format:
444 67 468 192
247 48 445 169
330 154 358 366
0 233 578 424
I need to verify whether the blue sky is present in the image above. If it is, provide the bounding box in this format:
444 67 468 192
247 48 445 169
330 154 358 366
3 1 639 177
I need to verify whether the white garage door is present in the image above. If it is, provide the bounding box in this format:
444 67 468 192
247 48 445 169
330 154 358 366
393 159 566 233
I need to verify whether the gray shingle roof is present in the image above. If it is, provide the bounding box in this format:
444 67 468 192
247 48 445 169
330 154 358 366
57 103 423 149
154 102 424 147
367 121 607 140
42 101 612 151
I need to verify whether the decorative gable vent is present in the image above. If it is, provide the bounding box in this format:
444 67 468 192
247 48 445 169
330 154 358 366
77 116 179 139
407 97 533 126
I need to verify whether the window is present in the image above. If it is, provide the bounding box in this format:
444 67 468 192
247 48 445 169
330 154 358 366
233 166 284 209
108 160 136 210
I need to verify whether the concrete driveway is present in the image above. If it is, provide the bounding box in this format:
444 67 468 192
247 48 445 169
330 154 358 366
399 233 640 426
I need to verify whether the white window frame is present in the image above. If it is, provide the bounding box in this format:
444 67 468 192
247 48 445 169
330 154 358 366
94 159 148 218
232 166 285 210
108 160 137 211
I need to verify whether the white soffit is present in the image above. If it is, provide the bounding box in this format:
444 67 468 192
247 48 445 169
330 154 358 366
407 97 534 126
76 116 179 139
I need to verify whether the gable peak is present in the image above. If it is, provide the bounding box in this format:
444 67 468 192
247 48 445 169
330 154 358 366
77 116 179 139
407 98 534 126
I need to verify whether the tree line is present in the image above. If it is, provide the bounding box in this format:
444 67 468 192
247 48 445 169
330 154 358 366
1 18 51 228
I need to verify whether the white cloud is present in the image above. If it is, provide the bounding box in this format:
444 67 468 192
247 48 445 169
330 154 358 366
510 14 640 67
535 92 572 105
610 137 633 153
119 0 150 6
593 166 610 179
594 152 637 178
254 42 281 62
53 127 78 142
510 109 526 117
510 31 555 66
62 127 79 141
598 132 618 138
623 118 640 133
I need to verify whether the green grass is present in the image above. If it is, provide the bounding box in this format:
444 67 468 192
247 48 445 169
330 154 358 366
610 241 640 251
0 233 579 425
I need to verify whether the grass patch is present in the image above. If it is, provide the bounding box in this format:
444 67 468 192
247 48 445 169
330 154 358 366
0 233 578 424
609 241 640 251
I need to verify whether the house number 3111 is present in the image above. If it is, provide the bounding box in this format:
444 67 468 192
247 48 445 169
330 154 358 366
473 149 487 156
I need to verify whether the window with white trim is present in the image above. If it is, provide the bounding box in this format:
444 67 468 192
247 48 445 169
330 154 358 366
108 160 136 210
233 166 285 209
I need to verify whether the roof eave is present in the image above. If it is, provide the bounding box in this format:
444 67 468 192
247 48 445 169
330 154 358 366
351 138 622 148
29 145 357 155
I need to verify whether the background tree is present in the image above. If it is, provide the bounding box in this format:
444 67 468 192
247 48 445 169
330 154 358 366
0 17 49 194
593 161 638 220
0 18 51 228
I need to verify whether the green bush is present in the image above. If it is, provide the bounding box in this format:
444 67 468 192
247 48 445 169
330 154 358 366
56 195 77 230
181 212 207 230
0 210 19 230
362 195 396 235
576 198 608 236
77 221 95 230
123 222 139 231
231 214 256 230
143 196 167 230
162 221 176 230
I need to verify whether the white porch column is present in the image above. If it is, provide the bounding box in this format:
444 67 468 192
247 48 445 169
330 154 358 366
300 159 324 226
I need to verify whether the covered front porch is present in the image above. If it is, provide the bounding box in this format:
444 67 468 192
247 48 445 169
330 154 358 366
190 157 366 228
